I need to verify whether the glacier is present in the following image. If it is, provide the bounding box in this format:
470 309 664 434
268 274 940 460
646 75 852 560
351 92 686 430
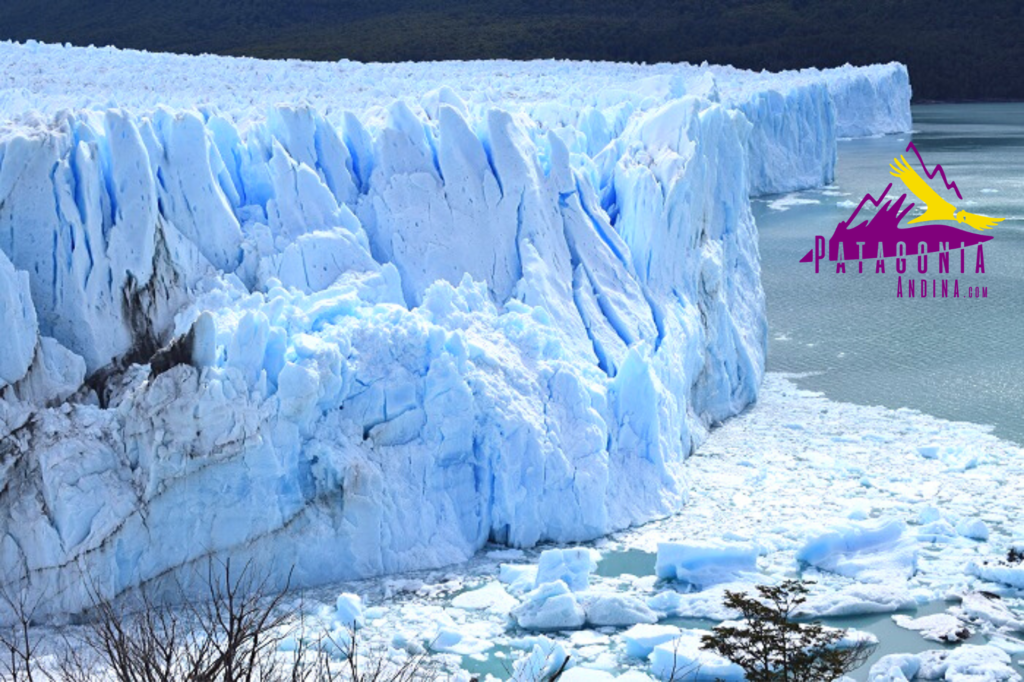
0 40 911 618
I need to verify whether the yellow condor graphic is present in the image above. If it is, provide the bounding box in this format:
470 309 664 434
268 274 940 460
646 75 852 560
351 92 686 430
890 155 1004 231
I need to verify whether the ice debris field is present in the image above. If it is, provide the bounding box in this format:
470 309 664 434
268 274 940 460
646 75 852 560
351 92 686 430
270 375 1024 681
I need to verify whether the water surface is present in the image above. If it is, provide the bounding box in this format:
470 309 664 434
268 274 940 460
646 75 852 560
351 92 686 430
756 103 1024 445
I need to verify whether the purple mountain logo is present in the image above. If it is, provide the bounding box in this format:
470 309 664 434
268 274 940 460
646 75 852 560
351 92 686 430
799 182 992 267
800 143 999 298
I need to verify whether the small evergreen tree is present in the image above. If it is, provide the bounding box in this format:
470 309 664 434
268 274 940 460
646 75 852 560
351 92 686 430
700 580 873 682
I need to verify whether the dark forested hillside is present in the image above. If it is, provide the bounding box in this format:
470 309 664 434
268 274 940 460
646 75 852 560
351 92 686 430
2 0 1021 101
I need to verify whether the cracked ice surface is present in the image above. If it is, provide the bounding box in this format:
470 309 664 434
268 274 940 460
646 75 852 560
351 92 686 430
0 41 909 617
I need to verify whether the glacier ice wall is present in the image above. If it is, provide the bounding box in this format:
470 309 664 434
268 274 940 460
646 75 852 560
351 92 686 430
0 42 911 617
822 63 914 138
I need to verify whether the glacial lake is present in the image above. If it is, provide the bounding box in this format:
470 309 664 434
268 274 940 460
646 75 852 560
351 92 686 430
755 102 1024 446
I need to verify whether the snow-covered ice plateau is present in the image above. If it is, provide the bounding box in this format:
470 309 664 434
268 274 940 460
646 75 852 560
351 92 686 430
0 40 910 617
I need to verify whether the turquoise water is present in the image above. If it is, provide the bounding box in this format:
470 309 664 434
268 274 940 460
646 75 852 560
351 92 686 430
755 103 1024 446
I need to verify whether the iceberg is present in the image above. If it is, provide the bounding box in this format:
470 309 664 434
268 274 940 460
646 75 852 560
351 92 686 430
580 592 658 627
892 613 972 644
797 517 918 582
654 540 760 587
0 40 911 618
869 645 1020 682
535 548 599 592
512 581 587 631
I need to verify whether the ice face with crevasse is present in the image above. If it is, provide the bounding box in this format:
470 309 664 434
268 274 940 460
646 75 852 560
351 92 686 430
0 39 911 617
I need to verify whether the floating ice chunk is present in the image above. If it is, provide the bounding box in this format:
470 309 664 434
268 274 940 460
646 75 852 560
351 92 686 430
451 581 519 613
871 645 1020 682
767 194 821 211
869 653 920 681
892 613 972 643
646 582 749 620
797 518 917 582
987 635 1024 655
333 593 364 629
797 582 917 617
655 541 758 587
582 592 658 627
835 627 880 648
954 592 1024 632
321 627 355 657
431 627 493 655
536 548 599 592
799 517 908 563
621 624 681 659
938 644 1019 681
512 581 587 631
968 560 1024 590
957 518 990 541
649 630 744 681
569 630 610 647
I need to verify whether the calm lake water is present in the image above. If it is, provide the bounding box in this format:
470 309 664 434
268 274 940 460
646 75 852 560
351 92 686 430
756 103 1024 446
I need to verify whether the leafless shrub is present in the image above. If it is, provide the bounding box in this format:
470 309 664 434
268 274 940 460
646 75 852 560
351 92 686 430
2 558 442 682
0 586 45 682
657 636 704 682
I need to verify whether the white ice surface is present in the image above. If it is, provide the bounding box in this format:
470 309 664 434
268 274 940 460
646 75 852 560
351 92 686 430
654 541 759 587
536 548 599 592
871 646 1021 682
797 517 919 583
512 581 587 631
893 613 972 644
